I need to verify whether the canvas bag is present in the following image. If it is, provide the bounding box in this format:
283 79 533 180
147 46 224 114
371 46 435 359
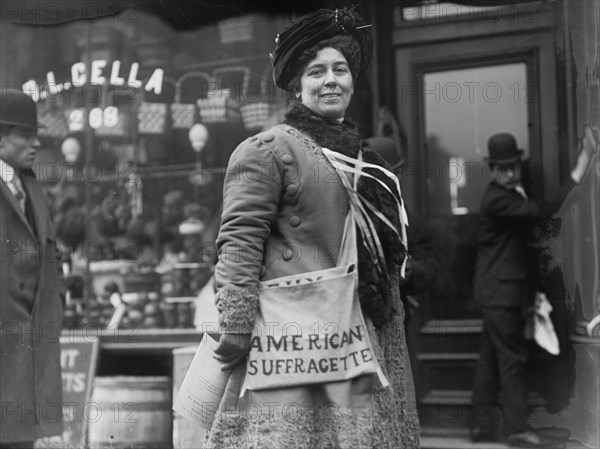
242 150 396 392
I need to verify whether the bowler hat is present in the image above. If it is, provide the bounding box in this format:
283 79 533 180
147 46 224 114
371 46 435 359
0 90 42 129
485 133 524 165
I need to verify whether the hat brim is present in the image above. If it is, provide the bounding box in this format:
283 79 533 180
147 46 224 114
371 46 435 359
484 150 524 165
0 119 45 129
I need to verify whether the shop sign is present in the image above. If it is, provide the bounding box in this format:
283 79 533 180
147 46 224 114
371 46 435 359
68 106 120 132
60 335 99 447
23 60 164 101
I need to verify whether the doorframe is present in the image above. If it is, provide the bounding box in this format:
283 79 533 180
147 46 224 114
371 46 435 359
392 13 562 408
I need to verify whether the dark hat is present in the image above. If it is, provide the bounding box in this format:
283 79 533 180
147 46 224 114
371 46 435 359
485 133 524 165
365 136 405 170
0 90 42 129
271 8 373 91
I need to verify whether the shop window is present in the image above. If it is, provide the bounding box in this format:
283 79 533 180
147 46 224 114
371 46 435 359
2 9 288 330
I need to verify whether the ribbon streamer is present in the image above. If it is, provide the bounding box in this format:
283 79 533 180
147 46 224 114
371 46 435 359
321 147 409 277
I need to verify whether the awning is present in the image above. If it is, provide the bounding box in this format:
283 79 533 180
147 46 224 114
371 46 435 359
1 0 344 29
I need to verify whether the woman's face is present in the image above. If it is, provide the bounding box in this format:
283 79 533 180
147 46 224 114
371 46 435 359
299 47 354 120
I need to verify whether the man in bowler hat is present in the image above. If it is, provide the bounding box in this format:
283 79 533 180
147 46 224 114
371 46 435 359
470 128 597 447
0 90 66 448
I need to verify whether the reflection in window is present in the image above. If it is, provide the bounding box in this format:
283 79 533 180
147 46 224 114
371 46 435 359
425 63 529 217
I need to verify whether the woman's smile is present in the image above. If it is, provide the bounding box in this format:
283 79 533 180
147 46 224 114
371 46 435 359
321 92 342 101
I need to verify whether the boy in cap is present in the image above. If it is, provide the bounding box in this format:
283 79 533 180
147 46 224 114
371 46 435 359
471 126 597 447
0 89 66 448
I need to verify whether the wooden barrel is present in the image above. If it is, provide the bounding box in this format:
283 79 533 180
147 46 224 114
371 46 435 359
88 376 173 449
172 346 208 448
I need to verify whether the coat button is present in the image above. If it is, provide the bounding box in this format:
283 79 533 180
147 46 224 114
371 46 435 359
286 184 298 195
19 282 25 290
281 154 293 164
289 216 301 227
263 133 275 142
282 246 295 261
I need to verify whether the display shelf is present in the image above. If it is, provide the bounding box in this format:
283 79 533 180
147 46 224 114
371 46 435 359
62 328 214 377
61 328 210 355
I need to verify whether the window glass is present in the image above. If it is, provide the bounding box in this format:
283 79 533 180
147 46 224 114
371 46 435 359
425 63 529 217
0 7 289 328
423 63 529 318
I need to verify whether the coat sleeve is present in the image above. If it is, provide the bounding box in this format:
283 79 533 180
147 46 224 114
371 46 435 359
214 135 284 333
486 187 542 220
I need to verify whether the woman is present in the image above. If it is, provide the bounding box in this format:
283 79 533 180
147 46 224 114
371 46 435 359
206 8 419 448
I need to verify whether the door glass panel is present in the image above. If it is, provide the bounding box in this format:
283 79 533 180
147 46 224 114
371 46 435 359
424 63 529 318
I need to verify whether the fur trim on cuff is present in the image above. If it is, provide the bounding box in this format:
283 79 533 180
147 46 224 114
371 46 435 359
216 284 259 333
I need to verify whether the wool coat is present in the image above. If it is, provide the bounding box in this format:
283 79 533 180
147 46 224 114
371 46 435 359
207 119 420 448
0 169 65 443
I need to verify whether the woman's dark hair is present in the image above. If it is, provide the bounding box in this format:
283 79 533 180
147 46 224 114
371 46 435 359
287 34 361 99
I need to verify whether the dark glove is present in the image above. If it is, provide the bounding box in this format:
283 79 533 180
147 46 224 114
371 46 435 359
213 333 252 371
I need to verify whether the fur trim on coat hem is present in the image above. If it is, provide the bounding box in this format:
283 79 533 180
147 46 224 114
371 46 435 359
216 284 259 333
204 314 420 449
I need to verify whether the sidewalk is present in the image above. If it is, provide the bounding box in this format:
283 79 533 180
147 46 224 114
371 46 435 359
420 429 593 449
421 436 593 449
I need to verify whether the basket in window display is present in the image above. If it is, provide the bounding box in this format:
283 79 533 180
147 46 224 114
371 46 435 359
137 92 169 134
197 67 249 124
171 103 196 129
37 102 69 138
240 65 278 131
171 73 207 129
197 90 240 124
240 102 277 130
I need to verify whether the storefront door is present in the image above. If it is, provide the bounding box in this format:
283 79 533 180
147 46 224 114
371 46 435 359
393 8 561 430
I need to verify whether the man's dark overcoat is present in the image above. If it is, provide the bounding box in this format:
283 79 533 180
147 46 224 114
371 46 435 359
1 169 65 443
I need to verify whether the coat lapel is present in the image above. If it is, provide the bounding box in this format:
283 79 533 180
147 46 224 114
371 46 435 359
0 178 37 237
21 175 48 243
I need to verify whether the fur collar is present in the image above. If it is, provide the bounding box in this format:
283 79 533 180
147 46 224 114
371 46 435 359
284 103 362 159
